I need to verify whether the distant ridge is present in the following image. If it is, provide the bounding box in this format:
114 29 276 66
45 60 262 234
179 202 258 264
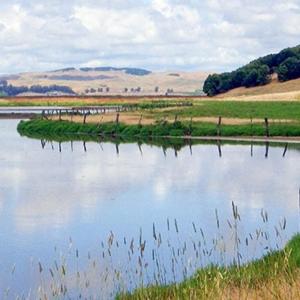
79 67 151 76
2 68 208 96
51 67 151 76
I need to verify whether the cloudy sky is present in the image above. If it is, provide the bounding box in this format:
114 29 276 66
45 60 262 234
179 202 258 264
0 0 299 74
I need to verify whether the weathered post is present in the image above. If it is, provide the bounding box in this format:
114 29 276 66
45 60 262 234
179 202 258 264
83 113 87 124
138 114 143 126
59 110 62 121
188 117 193 136
115 113 120 124
217 116 222 137
264 118 269 137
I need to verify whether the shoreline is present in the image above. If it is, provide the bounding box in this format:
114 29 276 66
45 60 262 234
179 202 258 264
17 118 300 144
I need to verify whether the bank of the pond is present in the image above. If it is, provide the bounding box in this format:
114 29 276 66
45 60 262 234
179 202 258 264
18 118 300 140
119 234 300 299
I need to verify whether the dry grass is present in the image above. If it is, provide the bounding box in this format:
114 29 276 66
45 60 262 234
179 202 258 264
218 78 300 101
53 113 155 125
8 69 209 95
55 113 297 126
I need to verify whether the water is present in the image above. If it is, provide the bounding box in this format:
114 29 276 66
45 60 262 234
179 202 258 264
0 119 300 298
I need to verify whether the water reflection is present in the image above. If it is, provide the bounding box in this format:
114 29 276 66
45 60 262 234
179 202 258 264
38 136 295 160
0 120 300 298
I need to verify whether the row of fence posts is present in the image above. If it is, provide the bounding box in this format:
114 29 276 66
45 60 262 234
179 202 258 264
41 108 277 139
39 137 290 159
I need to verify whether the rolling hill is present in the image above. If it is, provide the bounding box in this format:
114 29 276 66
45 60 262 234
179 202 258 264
1 67 209 96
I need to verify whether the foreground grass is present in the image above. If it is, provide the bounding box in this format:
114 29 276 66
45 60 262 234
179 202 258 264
118 235 300 300
18 118 300 138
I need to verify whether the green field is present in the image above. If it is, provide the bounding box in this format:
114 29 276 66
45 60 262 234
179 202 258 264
148 101 300 121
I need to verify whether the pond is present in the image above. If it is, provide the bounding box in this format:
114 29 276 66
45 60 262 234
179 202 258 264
0 119 299 299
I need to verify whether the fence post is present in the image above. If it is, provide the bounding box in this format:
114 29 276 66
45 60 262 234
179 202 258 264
139 114 143 126
264 118 269 137
217 116 222 136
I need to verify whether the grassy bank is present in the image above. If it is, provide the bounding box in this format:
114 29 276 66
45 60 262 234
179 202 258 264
119 235 300 299
18 118 300 139
156 101 300 121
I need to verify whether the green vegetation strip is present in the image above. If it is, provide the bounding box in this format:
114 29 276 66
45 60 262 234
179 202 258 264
151 101 300 121
18 118 300 138
118 235 300 299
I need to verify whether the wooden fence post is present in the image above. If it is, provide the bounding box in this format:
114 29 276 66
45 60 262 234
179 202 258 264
188 117 193 136
264 118 269 137
217 116 222 136
139 114 143 126
116 113 120 124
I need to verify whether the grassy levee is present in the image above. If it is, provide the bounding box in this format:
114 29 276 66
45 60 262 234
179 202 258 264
118 235 300 299
18 118 300 139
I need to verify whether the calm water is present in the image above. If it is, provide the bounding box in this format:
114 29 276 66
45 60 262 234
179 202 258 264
0 119 300 298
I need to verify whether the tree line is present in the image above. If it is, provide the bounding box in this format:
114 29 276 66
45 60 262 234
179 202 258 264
203 45 300 96
0 80 75 96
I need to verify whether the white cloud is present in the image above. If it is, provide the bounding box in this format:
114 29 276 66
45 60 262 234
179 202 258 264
0 0 299 73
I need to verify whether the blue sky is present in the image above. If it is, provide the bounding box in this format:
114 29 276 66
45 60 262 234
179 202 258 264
0 0 299 74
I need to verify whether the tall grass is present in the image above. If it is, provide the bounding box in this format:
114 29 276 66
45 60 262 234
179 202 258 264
18 118 300 139
5 203 299 300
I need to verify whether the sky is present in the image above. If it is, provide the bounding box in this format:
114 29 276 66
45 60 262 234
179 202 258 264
0 0 300 74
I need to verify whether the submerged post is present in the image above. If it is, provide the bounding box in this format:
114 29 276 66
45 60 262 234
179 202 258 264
217 140 222 158
283 144 288 157
265 142 269 158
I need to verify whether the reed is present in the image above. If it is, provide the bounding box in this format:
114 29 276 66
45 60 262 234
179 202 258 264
5 203 300 300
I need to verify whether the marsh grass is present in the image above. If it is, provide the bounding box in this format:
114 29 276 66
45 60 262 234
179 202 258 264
18 118 300 139
5 202 299 300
